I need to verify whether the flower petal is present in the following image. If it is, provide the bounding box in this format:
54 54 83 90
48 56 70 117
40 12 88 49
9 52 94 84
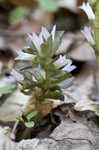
28 33 41 51
15 50 35 61
41 27 50 40
81 26 95 45
62 64 76 72
11 69 24 81
79 2 95 20
54 55 76 72
51 25 56 40
54 55 70 68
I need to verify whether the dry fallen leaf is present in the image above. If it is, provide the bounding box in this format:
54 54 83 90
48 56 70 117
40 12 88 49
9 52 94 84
74 99 99 116
58 0 77 13
0 126 16 150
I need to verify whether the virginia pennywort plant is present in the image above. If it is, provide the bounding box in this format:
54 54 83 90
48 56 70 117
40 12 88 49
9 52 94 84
11 25 76 127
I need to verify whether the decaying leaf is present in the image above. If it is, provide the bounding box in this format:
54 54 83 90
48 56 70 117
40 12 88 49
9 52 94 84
58 0 77 12
0 126 16 150
74 99 99 116
0 90 30 121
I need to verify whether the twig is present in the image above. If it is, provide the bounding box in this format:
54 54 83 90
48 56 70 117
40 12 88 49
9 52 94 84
49 137 96 150
10 120 19 140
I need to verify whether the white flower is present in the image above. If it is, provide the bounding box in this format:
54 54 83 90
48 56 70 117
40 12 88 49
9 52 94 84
54 55 69 67
27 33 42 52
81 26 95 45
40 27 50 41
54 55 76 72
15 50 36 61
27 25 56 53
11 69 24 81
62 60 76 72
40 25 56 41
32 76 37 82
79 2 95 20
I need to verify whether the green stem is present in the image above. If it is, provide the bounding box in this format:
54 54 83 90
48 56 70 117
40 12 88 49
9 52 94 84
93 0 99 68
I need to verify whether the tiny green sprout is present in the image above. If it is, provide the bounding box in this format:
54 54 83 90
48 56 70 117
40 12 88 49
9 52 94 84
16 115 24 122
24 121 35 128
26 110 39 121
16 110 38 128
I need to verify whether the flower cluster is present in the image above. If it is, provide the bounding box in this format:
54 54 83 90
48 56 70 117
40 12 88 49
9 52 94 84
79 2 95 46
54 55 76 72
15 26 56 61
81 26 95 45
79 2 95 20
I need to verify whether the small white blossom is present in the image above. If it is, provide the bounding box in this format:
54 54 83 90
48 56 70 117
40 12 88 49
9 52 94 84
54 55 76 72
27 25 56 53
11 69 24 81
62 60 76 72
15 50 36 61
79 2 95 20
39 25 56 41
40 27 50 40
54 55 69 67
81 26 95 45
28 33 42 52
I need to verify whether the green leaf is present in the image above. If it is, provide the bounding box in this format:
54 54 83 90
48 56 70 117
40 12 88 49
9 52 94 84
50 72 71 84
40 35 53 59
20 80 32 88
57 77 74 89
21 89 33 95
44 89 64 100
9 7 29 24
0 85 16 95
18 61 33 71
26 110 39 121
24 121 35 128
37 0 60 12
23 71 33 80
53 31 64 52
23 48 37 55
16 115 24 122
94 1 99 57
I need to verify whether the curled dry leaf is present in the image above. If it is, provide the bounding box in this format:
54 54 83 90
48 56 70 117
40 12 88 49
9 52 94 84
74 99 99 116
56 32 95 61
